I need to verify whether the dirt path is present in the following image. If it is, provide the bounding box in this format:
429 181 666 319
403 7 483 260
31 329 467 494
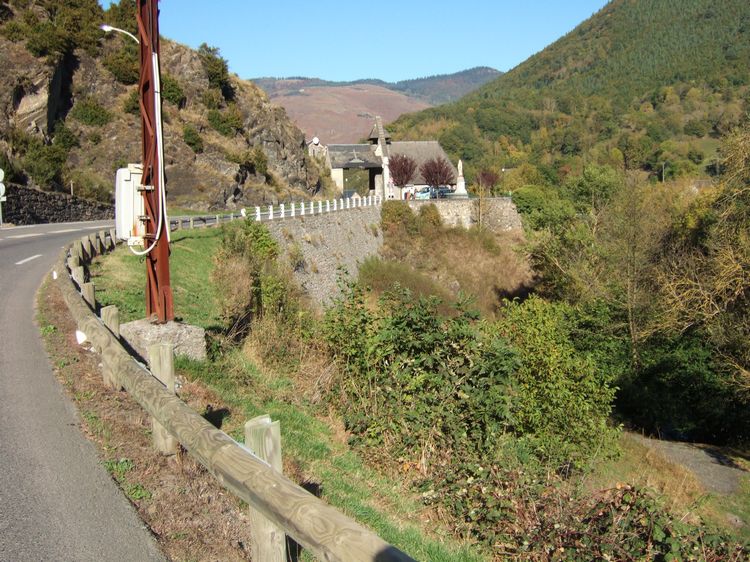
629 433 747 495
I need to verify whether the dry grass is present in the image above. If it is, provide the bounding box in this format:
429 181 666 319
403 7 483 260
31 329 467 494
583 433 708 525
377 220 533 317
37 279 253 561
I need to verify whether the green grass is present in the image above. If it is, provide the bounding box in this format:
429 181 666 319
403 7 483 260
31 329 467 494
93 223 486 560
90 228 223 328
176 354 484 561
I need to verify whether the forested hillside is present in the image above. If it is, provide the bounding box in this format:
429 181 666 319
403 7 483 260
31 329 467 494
389 0 750 183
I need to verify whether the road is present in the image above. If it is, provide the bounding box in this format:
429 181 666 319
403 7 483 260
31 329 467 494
0 221 164 562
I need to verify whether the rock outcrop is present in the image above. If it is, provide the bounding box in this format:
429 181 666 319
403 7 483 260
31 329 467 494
0 19 318 212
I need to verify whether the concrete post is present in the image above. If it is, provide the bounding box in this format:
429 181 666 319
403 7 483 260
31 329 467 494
280 203 285 218
300 202 305 216
269 205 274 220
291 202 295 217
82 282 96 311
333 199 337 211
256 206 261 221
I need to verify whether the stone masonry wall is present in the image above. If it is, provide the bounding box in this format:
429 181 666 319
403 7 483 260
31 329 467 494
263 205 383 307
407 197 522 231
4 185 114 225
261 198 522 309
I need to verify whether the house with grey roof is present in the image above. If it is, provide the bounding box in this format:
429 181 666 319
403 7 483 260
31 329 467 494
315 117 459 199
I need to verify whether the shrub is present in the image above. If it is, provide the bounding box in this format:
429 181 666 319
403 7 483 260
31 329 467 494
324 286 517 464
381 200 418 236
416 203 442 234
70 97 112 127
201 88 223 110
497 296 618 470
123 89 139 115
182 124 204 154
211 220 298 337
207 106 243 137
161 74 186 108
102 44 139 84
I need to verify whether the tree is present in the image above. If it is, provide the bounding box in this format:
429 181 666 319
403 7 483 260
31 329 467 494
389 153 417 187
198 43 233 100
476 169 499 228
419 157 455 188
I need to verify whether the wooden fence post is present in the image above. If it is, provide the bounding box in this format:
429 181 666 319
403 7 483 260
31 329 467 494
148 343 179 455
100 305 121 390
82 282 96 311
245 415 285 562
109 228 117 249
72 266 86 288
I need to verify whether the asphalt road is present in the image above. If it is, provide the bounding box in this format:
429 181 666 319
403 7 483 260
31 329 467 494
0 221 164 562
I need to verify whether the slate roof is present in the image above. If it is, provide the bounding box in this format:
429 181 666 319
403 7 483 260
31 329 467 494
389 141 457 184
327 144 382 169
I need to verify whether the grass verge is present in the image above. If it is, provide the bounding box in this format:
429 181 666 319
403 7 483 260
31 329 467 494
66 224 487 561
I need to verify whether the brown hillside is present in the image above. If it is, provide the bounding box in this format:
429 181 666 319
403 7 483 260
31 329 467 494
265 82 430 143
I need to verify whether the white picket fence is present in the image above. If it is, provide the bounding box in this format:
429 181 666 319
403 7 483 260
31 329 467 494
171 195 383 230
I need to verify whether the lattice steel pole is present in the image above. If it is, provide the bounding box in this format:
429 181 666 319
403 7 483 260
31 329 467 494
137 0 174 322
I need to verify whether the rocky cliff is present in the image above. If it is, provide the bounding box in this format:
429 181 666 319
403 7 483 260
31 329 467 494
0 2 322 211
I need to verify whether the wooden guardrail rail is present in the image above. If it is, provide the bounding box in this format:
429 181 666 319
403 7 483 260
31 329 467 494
54 230 415 562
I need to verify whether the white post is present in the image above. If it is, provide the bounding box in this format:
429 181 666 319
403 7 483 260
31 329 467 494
255 206 261 221
340 198 344 210
319 201 323 214
333 199 337 211
300 201 305 216
269 205 274 220
280 203 285 218
291 202 295 217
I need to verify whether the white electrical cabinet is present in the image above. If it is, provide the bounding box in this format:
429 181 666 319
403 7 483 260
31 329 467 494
115 164 145 244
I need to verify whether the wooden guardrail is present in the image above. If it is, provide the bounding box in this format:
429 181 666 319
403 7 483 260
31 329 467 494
54 229 415 562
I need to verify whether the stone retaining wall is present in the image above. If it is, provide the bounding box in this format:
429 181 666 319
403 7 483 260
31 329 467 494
263 205 383 307
3 184 114 225
407 197 522 231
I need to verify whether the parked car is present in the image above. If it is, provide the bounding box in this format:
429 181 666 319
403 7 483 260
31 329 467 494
415 187 432 200
437 187 453 198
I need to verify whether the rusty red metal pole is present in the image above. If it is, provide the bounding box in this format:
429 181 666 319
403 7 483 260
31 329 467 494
137 0 174 323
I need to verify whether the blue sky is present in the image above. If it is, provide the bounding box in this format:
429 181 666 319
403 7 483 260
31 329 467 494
102 1 610 82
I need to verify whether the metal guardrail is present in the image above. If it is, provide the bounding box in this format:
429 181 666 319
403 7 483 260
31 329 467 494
54 229 414 562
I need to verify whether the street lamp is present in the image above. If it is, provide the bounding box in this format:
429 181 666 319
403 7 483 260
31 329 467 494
99 23 139 45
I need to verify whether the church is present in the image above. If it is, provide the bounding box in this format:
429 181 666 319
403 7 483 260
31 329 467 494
308 117 466 200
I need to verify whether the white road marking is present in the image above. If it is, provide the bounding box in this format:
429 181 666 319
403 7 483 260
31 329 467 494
15 254 42 265
8 233 44 239
49 228 79 234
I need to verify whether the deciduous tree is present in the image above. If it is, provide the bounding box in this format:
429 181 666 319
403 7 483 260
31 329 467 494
419 157 454 188
389 153 417 187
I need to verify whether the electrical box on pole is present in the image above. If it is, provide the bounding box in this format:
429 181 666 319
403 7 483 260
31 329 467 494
115 164 146 244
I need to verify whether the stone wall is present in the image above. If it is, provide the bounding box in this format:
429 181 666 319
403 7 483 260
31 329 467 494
3 185 114 225
263 205 383 307
407 197 522 231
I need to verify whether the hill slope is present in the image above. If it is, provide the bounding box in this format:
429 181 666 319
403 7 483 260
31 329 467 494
253 67 501 143
389 0 750 183
0 0 323 209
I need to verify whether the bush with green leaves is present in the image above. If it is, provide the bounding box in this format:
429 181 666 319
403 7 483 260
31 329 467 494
207 107 243 137
102 43 139 85
70 97 112 127
496 296 618 471
211 220 299 336
182 124 204 154
380 200 418 236
161 74 186 108
324 286 517 460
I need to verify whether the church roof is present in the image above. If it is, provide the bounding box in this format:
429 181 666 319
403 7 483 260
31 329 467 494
389 141 458 184
327 144 382 169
